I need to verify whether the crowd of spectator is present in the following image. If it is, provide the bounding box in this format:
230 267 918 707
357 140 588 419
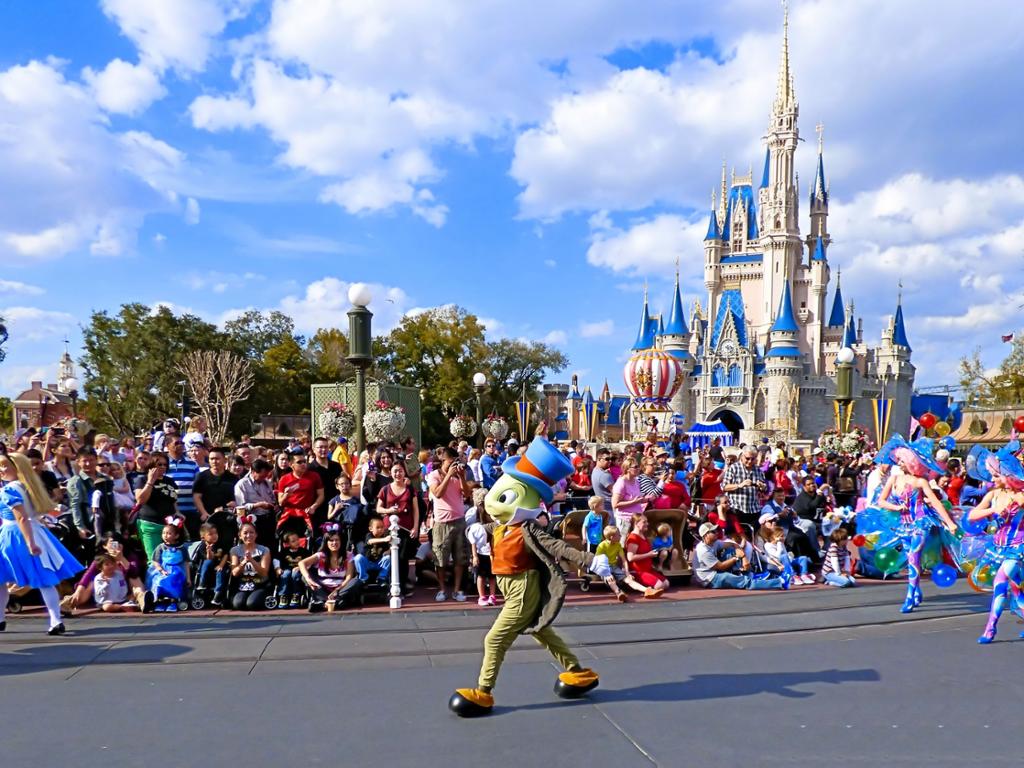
0 419 978 619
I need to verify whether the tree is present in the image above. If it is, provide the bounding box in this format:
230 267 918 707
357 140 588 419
256 336 317 415
0 396 12 432
959 339 1024 406
224 310 300 358
80 303 225 434
307 327 356 383
377 306 489 443
482 339 568 419
178 350 256 444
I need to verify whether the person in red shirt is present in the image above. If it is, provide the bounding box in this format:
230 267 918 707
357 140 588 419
706 495 744 539
276 453 324 533
699 459 724 509
946 458 965 506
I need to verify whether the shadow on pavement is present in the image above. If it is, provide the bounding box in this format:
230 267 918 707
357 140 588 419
0 643 191 676
509 668 880 714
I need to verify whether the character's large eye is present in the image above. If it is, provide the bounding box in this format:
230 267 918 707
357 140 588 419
496 488 518 505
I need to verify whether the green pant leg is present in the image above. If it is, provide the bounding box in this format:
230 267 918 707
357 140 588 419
137 519 163 562
478 572 540 690
530 625 581 672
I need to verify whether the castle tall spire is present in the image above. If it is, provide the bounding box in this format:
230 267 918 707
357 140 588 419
892 285 911 350
631 282 655 350
827 268 845 327
774 1 796 114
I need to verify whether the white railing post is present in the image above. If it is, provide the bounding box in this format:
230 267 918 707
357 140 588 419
389 514 403 609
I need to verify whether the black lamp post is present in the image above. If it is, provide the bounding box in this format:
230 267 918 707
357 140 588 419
346 283 373 454
834 346 855 432
473 372 487 448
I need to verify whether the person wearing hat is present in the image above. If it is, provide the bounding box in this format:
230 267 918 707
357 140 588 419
864 435 958 613
692 521 785 591
449 423 598 718
961 442 1024 643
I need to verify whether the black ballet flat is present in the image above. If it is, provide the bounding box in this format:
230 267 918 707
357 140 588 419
0 621 6 632
47 623 66 636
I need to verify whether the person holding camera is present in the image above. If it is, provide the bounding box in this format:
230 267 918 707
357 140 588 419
428 447 472 602
721 446 769 528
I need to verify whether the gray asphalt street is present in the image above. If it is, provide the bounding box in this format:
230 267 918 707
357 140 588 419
1 581 1019 767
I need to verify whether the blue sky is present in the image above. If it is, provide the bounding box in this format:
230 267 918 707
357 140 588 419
2 0 1024 401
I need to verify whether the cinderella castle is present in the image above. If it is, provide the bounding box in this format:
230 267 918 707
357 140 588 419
617 10 915 443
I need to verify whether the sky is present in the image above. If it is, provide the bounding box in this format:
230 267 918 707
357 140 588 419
2 0 1024 401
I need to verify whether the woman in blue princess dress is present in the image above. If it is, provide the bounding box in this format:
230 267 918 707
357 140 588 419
0 452 83 634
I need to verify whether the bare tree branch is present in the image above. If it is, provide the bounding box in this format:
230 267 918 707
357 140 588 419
178 351 255 444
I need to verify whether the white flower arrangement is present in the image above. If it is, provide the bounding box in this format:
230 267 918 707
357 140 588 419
481 415 509 441
318 401 356 440
364 400 406 443
450 414 477 439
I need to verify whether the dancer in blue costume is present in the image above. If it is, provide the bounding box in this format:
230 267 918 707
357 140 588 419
960 443 1024 643
859 435 958 613
0 452 83 634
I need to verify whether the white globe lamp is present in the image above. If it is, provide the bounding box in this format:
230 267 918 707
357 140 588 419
348 283 372 307
836 347 855 365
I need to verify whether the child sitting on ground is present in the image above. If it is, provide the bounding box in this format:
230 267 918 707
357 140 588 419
651 522 679 570
582 497 606 554
591 525 653 601
192 523 229 607
821 527 857 587
148 520 190 612
353 515 392 587
466 503 497 607
762 525 813 585
92 554 139 612
278 530 310 609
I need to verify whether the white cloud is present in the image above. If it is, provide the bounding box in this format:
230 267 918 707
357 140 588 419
184 196 201 225
511 1 1024 219
0 60 183 260
0 280 44 296
579 319 614 338
0 306 76 340
542 330 568 346
187 0 712 223
277 277 410 335
82 58 165 115
586 213 704 277
478 317 504 337
0 364 51 397
100 0 255 74
543 259 557 268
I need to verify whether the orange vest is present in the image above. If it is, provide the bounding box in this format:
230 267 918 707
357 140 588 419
491 524 539 575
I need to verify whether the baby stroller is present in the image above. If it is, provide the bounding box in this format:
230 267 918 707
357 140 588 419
277 508 314 552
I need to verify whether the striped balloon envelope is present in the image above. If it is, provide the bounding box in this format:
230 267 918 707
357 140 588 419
623 348 683 409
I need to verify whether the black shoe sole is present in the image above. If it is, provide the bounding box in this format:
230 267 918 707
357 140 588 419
47 623 66 636
554 678 599 699
448 692 493 718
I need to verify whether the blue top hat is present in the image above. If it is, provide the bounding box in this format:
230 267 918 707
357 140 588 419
874 434 943 474
501 436 574 505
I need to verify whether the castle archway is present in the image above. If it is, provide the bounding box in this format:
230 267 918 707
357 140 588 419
710 409 744 437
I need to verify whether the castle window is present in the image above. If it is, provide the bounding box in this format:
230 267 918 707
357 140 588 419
711 365 727 387
727 364 742 387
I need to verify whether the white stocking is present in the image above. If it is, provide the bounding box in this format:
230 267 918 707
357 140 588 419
40 586 62 628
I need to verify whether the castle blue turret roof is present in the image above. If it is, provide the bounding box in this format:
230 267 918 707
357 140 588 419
811 234 826 261
827 273 845 327
892 300 911 350
710 289 748 349
770 281 799 333
631 292 656 351
704 206 720 241
810 148 828 206
721 183 758 242
663 275 689 336
842 311 857 348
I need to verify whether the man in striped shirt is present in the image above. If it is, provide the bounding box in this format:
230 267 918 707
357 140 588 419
165 436 201 539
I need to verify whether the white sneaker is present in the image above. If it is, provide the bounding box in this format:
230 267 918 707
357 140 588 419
435 591 448 602
453 591 467 602
802 574 816 585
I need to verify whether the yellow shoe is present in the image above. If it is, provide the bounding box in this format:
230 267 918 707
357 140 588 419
449 688 494 717
555 668 599 699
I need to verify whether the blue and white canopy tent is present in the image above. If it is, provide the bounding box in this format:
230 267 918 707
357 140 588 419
685 419 735 449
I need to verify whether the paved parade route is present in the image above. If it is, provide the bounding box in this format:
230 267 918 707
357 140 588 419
1 582 1019 767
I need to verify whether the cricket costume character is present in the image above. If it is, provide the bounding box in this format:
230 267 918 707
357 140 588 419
448 434 598 717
